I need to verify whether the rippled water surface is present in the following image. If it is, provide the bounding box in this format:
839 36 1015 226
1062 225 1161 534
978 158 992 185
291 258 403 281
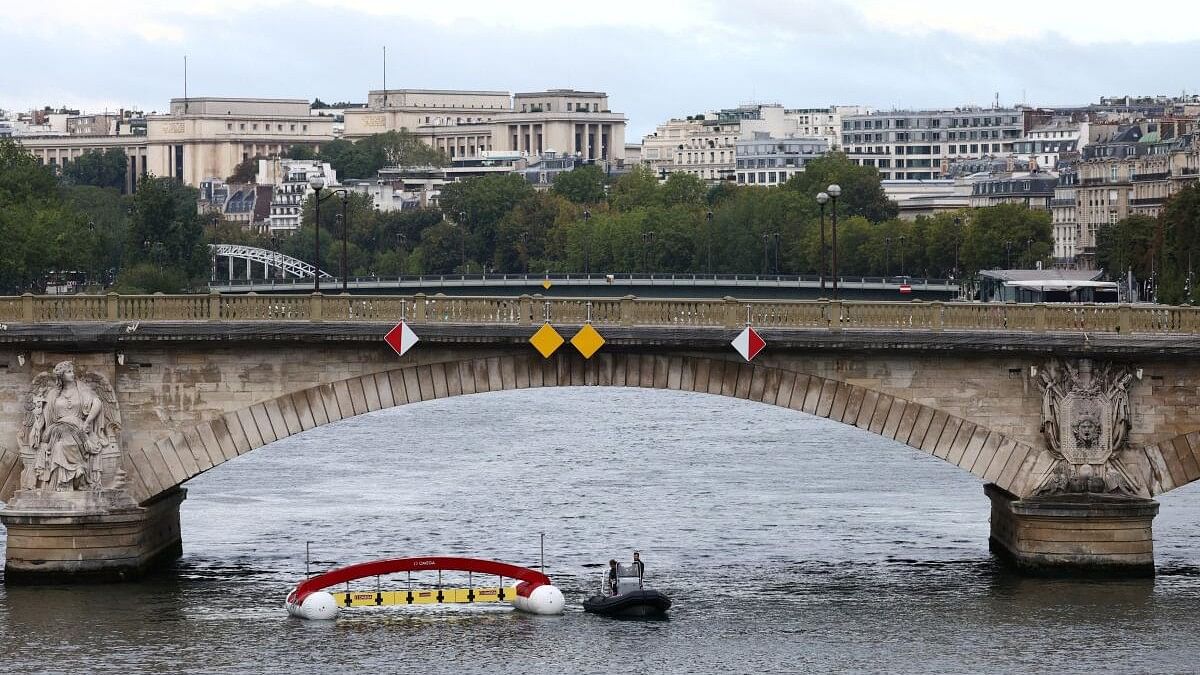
3 387 1200 674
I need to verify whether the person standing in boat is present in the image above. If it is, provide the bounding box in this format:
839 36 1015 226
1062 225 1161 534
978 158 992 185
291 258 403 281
631 551 645 580
607 560 619 596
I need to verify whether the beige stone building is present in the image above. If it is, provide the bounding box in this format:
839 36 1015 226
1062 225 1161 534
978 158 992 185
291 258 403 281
1072 122 1200 268
344 88 627 163
17 98 335 191
641 104 865 182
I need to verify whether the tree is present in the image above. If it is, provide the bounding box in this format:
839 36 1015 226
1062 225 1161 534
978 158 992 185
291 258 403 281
783 153 898 223
61 148 127 191
959 204 1053 274
226 156 260 183
552 165 606 204
285 144 317 160
1097 215 1157 285
609 165 661 211
0 140 80 292
128 176 206 280
661 172 707 207
438 173 536 266
1158 184 1200 303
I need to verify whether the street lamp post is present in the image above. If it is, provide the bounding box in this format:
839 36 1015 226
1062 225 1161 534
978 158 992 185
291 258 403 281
1004 240 1013 269
761 233 771 275
952 216 962 279
270 235 279 280
457 211 468 273
884 236 892 277
340 192 350 293
1026 237 1033 268
816 192 828 292
642 231 655 274
307 176 346 292
518 232 530 274
899 235 907 276
827 184 841 300
583 209 591 274
706 210 714 274
773 232 782 275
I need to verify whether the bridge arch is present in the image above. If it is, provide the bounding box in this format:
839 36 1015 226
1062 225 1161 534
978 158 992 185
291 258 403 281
118 353 1054 505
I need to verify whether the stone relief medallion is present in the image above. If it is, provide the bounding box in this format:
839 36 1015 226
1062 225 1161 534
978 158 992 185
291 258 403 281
1034 358 1142 497
1058 393 1111 464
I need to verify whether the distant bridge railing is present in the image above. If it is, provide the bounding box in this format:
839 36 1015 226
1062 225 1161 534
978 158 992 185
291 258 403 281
2 293 1199 334
208 272 960 294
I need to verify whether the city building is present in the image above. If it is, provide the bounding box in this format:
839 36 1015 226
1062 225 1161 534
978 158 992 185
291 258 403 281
198 179 266 226
883 179 971 219
1071 120 1200 268
1051 167 1080 265
968 172 1058 210
734 132 828 185
15 98 335 191
254 158 337 232
841 107 1025 180
344 88 627 165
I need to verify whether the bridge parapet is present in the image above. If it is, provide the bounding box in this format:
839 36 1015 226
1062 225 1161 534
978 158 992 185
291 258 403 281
2 293 1200 334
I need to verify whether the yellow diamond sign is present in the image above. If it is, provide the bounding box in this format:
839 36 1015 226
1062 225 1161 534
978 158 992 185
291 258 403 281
571 323 606 359
542 278 553 290
529 323 564 358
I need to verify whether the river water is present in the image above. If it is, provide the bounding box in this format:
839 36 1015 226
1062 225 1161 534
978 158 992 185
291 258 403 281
3 387 1200 674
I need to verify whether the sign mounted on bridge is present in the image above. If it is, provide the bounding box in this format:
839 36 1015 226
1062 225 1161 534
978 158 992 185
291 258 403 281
384 321 420 357
529 323 565 358
731 326 766 362
899 283 912 294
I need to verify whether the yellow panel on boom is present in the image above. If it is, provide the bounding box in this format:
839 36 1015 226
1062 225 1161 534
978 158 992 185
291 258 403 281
333 587 518 607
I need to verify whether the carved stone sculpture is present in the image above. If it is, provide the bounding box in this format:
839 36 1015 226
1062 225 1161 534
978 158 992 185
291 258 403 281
17 361 123 493
1033 358 1142 496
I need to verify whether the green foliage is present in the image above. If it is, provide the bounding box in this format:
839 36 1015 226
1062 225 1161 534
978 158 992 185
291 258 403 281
551 165 606 204
226 156 260 183
1096 215 1157 284
609 165 661 211
783 153 899 223
61 148 127 191
318 130 449 180
128 176 206 279
111 262 189 294
285 144 317 160
661 172 707 207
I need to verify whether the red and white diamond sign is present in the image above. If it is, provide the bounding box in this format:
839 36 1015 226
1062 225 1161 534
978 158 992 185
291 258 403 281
731 326 766 362
384 321 420 357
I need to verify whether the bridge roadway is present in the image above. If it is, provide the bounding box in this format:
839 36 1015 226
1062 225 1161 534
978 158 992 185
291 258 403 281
206 272 961 300
3 293 1200 582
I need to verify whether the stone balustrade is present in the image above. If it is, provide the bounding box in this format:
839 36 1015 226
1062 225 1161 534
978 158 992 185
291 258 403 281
2 292 1200 334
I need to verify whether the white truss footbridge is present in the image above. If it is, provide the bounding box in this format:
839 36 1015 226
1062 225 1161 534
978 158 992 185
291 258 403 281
209 244 332 281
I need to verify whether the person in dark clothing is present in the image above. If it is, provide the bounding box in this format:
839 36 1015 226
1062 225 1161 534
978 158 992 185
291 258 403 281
631 551 645 579
607 559 619 595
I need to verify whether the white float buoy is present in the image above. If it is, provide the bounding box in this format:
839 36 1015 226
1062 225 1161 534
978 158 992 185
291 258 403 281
287 591 339 620
512 584 565 615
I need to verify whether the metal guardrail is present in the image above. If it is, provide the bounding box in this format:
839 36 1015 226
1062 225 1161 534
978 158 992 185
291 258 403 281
1 293 1197 334
208 273 961 293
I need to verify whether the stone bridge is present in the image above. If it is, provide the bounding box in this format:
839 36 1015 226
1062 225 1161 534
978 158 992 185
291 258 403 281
3 293 1200 582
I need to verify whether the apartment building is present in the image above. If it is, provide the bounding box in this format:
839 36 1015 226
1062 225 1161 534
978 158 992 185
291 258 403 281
841 107 1025 180
641 104 865 182
968 172 1058 210
1051 168 1080 264
735 133 828 186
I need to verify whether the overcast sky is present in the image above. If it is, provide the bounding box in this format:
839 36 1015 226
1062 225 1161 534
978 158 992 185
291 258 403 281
5 0 1200 138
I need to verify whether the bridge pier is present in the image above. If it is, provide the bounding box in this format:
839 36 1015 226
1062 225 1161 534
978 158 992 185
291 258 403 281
1 488 186 584
985 484 1158 577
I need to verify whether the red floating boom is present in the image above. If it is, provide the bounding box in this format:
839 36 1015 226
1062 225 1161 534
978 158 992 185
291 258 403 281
287 556 551 606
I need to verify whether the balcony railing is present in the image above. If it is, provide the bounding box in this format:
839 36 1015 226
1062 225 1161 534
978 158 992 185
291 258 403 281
2 294 1199 335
